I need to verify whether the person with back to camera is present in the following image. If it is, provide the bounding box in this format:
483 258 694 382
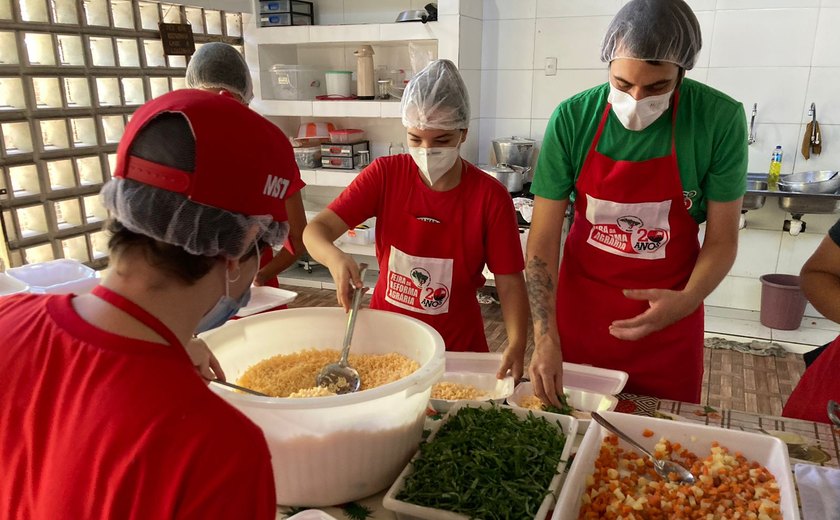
527 0 747 406
0 89 302 518
303 59 530 381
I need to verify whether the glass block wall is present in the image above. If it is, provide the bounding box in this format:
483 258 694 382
0 0 244 269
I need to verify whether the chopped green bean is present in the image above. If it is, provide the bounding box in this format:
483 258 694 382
396 406 566 519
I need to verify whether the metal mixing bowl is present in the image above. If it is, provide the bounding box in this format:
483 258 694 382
778 171 840 194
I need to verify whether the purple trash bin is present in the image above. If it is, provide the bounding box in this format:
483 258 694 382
759 274 808 330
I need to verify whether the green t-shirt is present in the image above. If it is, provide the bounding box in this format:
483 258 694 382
531 78 748 223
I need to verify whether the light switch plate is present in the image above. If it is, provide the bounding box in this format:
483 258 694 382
545 57 557 76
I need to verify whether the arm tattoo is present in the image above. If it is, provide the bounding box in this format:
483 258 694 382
526 256 555 336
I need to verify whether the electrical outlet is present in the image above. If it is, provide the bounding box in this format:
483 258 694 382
544 57 557 76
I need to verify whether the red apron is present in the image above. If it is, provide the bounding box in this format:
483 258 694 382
370 161 488 352
556 92 705 402
91 285 185 351
783 335 840 423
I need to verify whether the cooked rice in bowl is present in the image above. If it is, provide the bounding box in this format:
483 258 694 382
237 349 420 397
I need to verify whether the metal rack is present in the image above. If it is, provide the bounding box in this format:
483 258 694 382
0 0 244 269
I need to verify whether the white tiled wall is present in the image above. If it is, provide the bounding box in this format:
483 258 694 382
478 0 840 316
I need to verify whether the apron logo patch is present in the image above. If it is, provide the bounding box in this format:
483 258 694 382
585 195 673 260
683 190 697 210
422 284 450 309
385 246 453 315
590 216 670 254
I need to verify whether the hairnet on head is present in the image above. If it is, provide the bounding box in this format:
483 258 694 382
185 42 254 103
600 0 702 70
401 59 470 131
101 179 287 258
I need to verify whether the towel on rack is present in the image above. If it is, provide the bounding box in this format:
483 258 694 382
802 121 823 159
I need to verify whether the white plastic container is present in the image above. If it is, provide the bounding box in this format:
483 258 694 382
200 308 445 507
234 286 297 317
507 381 618 434
383 401 577 520
430 352 515 412
553 411 799 520
6 259 98 294
325 70 352 97
269 65 325 100
0 272 29 296
561 361 628 395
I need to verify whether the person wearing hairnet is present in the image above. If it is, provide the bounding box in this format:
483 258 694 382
527 0 747 405
186 42 308 290
304 59 529 380
0 90 301 517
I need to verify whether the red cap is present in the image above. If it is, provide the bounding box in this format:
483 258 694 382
114 89 303 223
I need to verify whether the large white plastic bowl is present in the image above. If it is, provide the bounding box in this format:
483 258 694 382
201 307 445 507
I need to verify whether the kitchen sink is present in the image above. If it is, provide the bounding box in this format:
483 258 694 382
742 177 767 211
778 196 840 215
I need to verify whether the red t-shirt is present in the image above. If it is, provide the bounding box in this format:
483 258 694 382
329 154 524 351
0 294 276 519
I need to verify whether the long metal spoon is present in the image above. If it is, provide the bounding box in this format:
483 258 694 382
211 379 271 397
828 400 840 427
316 263 368 395
592 412 696 485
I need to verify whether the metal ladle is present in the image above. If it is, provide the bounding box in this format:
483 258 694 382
592 412 696 485
828 400 840 427
316 263 368 395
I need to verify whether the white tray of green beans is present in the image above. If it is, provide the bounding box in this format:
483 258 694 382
382 401 577 520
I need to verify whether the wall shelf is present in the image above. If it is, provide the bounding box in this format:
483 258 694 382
249 20 444 46
253 98 402 118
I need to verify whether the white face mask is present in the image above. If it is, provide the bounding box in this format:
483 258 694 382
409 146 461 186
607 83 674 131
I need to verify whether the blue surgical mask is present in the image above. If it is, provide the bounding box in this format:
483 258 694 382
195 248 256 334
195 285 251 334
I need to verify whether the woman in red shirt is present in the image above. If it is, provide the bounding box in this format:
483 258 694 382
304 60 528 380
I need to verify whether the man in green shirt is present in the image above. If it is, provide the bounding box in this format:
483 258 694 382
527 0 747 404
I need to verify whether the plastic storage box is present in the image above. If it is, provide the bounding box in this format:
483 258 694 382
258 0 312 26
328 129 366 144
260 12 312 27
6 259 98 294
293 146 321 169
270 65 325 100
321 140 369 158
322 155 364 170
258 0 313 15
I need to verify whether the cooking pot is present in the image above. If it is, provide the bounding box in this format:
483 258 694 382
479 164 527 193
492 136 536 169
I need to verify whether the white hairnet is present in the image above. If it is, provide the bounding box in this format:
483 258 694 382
185 42 254 103
601 0 702 70
101 178 289 258
401 59 470 131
